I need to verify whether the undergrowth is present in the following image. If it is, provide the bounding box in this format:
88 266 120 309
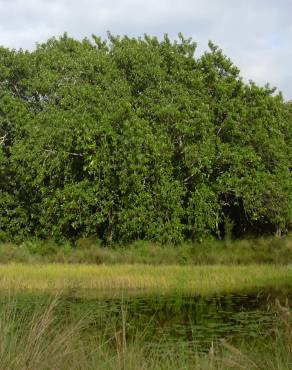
0 235 291 265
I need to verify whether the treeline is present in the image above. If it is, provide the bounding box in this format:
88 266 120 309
0 33 291 244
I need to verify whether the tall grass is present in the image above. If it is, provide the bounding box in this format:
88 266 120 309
0 295 291 369
0 295 85 370
0 264 291 297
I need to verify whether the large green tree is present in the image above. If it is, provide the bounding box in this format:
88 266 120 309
0 34 291 243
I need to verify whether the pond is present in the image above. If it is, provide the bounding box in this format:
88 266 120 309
2 290 288 351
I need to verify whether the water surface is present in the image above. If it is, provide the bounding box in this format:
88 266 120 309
1 291 287 350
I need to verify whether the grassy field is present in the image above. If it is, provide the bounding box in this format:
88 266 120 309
0 263 291 297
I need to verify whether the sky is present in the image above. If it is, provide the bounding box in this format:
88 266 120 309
0 0 291 100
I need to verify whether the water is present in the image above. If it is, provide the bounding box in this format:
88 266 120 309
64 293 279 346
1 291 285 350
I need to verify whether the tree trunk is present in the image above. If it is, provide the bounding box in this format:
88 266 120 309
275 226 282 238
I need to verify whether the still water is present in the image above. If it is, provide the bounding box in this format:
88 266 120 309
0 294 290 351
1 291 288 350
67 293 279 345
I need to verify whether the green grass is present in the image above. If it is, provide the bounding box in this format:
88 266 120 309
0 263 291 297
1 235 292 265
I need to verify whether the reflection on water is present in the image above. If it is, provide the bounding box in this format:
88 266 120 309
64 293 279 345
1 291 289 349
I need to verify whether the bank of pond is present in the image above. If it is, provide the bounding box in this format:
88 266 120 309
0 263 291 369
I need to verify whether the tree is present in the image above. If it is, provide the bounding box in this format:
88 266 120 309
0 34 291 243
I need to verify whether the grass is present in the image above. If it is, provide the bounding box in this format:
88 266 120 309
0 293 291 369
0 263 291 297
0 235 292 265
0 236 291 368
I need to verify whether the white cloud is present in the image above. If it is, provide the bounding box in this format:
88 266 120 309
0 0 291 99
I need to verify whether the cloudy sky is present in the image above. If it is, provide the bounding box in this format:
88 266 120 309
0 0 291 100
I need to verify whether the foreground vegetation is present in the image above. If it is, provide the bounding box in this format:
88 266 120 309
0 263 290 297
0 294 291 369
0 239 291 369
1 34 291 244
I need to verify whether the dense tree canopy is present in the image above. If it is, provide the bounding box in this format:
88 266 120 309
0 34 291 243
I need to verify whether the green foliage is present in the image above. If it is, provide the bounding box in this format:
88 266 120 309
0 34 291 243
